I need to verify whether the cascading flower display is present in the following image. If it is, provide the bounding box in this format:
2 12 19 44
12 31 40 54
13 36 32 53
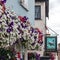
17 16 30 48
0 0 6 4
0 2 43 60
18 16 43 50
28 27 43 50
0 0 43 59
0 2 21 48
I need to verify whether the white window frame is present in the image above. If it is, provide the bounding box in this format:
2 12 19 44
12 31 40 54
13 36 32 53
35 5 41 20
20 0 28 11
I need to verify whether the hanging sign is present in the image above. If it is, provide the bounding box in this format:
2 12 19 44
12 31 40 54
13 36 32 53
45 36 57 52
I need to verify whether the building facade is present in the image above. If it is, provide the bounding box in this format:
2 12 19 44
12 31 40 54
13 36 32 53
34 0 49 57
34 1 58 60
6 0 35 25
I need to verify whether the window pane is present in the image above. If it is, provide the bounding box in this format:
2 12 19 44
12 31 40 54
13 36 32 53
35 6 41 19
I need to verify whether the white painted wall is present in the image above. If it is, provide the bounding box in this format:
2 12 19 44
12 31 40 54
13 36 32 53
35 2 46 33
34 2 46 56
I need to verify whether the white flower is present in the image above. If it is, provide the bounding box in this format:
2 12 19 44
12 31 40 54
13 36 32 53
0 5 3 9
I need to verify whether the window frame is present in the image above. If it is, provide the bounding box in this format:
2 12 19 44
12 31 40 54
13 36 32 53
35 5 41 20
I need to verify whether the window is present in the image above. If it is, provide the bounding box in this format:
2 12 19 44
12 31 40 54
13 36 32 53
35 6 41 20
20 0 28 11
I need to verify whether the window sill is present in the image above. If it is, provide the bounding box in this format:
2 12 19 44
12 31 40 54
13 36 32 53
20 3 29 11
35 18 42 20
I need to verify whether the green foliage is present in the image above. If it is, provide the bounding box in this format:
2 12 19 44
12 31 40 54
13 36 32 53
28 53 35 58
0 48 15 60
35 44 39 50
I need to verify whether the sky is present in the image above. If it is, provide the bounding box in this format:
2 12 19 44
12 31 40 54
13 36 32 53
47 0 60 44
